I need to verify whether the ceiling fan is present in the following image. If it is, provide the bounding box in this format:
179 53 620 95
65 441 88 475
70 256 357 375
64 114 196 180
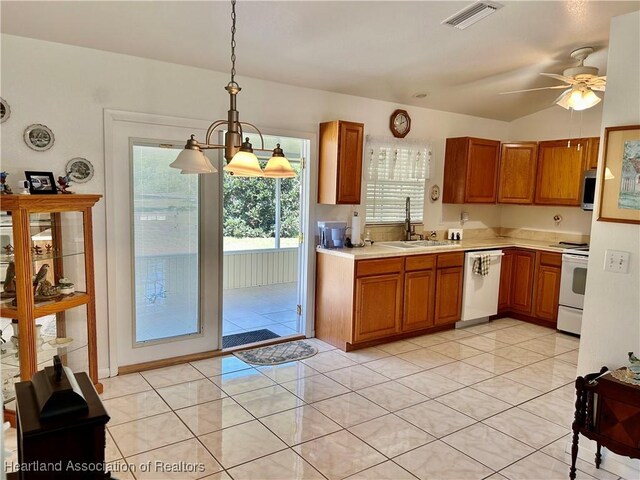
501 47 606 111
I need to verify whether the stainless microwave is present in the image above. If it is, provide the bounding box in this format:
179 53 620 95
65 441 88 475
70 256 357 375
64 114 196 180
582 169 597 211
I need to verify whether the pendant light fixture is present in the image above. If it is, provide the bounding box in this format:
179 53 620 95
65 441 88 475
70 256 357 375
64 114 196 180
170 0 295 178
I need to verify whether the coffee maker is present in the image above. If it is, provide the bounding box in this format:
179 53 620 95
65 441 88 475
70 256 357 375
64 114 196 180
317 221 347 249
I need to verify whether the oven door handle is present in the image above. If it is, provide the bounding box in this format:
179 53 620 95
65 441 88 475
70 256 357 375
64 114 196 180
562 254 589 262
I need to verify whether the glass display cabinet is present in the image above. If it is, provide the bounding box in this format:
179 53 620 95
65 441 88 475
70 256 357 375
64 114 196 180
0 194 102 424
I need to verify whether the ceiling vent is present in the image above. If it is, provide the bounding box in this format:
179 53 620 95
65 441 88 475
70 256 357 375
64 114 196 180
441 1 503 30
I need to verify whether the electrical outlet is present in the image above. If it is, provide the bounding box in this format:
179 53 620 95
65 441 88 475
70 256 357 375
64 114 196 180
447 228 463 241
604 249 630 273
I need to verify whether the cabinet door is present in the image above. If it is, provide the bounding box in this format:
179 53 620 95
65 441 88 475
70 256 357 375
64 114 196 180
586 137 600 170
465 138 501 203
498 143 538 204
498 249 514 312
434 266 463 325
533 264 561 323
535 139 588 205
318 120 364 205
403 269 436 331
510 250 536 314
336 121 364 204
354 273 402 342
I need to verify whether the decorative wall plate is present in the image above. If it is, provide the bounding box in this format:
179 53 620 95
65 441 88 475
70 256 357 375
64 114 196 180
24 124 54 151
430 184 441 202
0 98 10 124
65 158 94 183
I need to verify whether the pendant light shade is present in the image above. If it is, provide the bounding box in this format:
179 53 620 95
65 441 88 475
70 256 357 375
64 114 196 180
170 135 217 174
264 144 296 178
223 137 264 177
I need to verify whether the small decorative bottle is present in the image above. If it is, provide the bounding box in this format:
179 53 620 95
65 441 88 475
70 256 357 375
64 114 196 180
364 230 373 246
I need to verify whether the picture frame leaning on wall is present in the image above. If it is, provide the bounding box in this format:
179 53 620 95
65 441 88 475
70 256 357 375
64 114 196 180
598 125 640 224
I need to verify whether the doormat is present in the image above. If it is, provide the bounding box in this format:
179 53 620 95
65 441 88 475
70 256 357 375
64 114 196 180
234 339 318 365
222 329 280 349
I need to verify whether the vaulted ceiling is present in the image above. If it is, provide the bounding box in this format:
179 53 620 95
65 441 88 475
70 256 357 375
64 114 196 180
1 1 638 121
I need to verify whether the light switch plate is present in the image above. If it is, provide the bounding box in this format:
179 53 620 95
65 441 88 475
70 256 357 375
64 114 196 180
447 228 463 241
604 249 630 273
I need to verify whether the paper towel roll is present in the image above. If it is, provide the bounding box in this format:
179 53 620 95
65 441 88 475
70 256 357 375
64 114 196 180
351 213 362 245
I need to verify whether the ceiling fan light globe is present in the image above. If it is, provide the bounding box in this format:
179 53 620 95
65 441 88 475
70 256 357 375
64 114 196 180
567 89 601 110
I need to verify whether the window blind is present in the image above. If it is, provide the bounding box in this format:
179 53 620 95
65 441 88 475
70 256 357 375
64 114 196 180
365 136 431 224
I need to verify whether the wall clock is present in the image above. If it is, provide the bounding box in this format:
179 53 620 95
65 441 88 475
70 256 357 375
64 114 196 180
24 124 55 151
390 109 411 138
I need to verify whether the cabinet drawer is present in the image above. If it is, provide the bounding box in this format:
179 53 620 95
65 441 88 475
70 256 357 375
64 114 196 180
437 252 464 269
356 257 403 277
405 254 436 272
539 251 562 267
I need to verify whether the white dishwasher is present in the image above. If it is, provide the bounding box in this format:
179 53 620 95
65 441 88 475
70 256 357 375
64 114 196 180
460 250 503 324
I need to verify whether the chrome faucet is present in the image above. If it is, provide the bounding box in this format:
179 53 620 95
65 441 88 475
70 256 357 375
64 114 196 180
404 197 412 241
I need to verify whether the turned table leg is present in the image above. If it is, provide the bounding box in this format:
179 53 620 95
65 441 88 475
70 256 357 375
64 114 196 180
595 442 602 469
570 426 580 480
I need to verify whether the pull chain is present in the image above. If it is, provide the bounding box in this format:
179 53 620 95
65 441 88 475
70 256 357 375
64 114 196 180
230 0 237 86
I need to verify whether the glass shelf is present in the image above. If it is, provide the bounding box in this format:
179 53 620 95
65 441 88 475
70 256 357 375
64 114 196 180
1 251 85 266
0 291 90 319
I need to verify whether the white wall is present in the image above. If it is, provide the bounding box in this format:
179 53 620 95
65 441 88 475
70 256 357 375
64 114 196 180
0 34 509 371
578 11 640 375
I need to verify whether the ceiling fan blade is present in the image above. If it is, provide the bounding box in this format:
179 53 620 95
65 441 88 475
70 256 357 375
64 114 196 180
540 73 575 84
591 85 606 91
500 85 568 95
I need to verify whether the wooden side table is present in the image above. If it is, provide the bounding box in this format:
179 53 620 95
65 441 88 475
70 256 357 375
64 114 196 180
571 367 640 479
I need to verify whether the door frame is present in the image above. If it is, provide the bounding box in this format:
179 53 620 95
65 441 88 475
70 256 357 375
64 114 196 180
104 110 317 376
216 126 317 339
104 110 220 375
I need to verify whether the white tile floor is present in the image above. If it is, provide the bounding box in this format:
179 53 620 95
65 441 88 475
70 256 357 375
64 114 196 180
223 282 299 338
4 318 631 479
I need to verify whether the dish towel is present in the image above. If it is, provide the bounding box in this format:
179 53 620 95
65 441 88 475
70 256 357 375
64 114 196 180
473 254 490 276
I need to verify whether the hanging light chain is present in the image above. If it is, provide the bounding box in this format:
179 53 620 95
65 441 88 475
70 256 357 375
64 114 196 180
230 0 237 86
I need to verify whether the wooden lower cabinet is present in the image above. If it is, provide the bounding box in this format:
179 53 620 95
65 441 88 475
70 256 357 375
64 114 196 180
354 273 402 342
496 248 562 327
403 254 436 331
498 249 514 312
510 249 536 315
533 252 562 323
315 251 463 350
434 252 464 325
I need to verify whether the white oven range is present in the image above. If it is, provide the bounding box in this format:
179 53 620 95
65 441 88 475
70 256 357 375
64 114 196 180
557 247 589 335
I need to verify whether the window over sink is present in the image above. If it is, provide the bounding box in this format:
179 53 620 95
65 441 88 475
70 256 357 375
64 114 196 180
365 136 430 224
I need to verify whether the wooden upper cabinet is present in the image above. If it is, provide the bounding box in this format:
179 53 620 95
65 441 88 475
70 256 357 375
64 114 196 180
586 136 600 170
443 137 501 204
318 120 364 205
498 142 538 204
534 139 588 206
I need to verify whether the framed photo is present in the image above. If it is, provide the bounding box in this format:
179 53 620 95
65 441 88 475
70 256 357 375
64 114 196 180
24 171 57 195
598 125 640 224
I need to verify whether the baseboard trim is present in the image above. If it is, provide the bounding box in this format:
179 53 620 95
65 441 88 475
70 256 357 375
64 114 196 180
118 334 305 375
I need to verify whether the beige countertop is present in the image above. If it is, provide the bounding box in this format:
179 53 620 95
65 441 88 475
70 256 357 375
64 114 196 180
316 237 568 260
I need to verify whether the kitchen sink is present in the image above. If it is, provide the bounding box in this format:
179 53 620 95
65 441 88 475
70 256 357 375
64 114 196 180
377 240 459 249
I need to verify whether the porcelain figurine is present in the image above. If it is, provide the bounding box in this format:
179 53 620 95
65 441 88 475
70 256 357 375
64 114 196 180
57 173 73 194
0 172 13 195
